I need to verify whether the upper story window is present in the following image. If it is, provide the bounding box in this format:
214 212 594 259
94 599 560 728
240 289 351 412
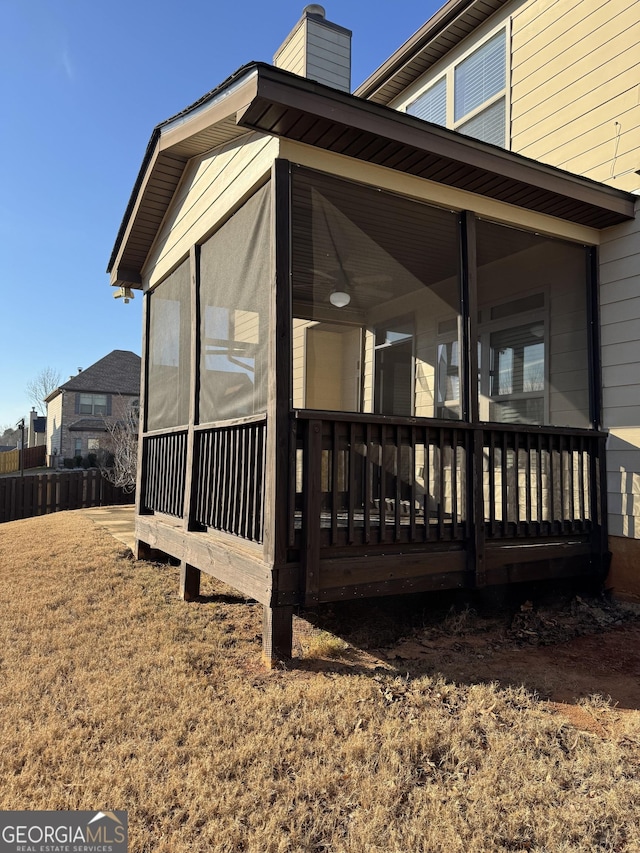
406 28 507 148
407 77 446 125
78 393 109 416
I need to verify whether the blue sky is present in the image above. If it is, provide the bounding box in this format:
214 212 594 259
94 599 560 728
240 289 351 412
0 0 439 428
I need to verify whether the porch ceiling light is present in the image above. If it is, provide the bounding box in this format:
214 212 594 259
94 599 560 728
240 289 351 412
329 289 351 308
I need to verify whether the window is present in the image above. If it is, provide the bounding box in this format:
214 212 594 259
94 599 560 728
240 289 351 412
88 438 100 452
374 322 414 417
407 77 446 125
454 30 506 124
74 438 83 457
404 27 507 147
486 322 546 424
78 393 109 416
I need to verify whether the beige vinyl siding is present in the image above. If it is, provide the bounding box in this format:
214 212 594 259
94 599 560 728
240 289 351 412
511 0 640 192
144 133 278 289
274 23 306 77
607 430 640 537
274 17 351 92
600 208 640 538
292 319 315 408
600 209 640 430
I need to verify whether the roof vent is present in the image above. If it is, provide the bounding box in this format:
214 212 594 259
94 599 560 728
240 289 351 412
274 6 352 93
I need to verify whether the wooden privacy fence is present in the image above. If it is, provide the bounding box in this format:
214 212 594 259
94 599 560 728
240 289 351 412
0 449 18 475
0 469 134 524
0 445 46 475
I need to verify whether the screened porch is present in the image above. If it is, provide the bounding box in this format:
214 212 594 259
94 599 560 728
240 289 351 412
135 159 608 658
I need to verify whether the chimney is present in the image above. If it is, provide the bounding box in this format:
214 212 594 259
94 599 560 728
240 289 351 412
274 5 352 93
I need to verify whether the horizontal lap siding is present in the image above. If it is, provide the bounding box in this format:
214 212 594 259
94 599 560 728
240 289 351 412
144 134 278 288
601 210 640 539
511 0 640 191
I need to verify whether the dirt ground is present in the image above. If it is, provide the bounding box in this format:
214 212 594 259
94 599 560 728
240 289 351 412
294 589 640 736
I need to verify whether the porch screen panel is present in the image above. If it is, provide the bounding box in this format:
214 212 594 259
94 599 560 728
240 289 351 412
476 220 590 429
147 260 191 431
291 167 462 419
199 182 270 423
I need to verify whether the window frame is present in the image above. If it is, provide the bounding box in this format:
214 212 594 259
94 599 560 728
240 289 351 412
78 393 109 416
401 20 511 148
478 292 549 425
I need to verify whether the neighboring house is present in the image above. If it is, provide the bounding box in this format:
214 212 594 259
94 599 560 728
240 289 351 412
107 2 640 663
44 350 141 464
27 408 47 448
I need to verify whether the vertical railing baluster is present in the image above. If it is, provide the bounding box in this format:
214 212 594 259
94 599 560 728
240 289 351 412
380 424 387 540
394 425 402 541
424 426 431 542
451 429 458 541
331 421 339 545
364 422 371 545
438 428 445 541
348 422 356 545
489 431 497 538
501 431 509 538
410 425 417 542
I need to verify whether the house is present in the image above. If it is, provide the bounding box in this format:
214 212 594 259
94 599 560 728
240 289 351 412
107 2 640 664
27 408 47 448
45 350 141 466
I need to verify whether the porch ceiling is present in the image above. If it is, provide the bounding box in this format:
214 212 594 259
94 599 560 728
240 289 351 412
108 63 636 290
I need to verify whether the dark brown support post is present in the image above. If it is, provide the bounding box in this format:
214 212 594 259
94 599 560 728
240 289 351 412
183 243 201 531
264 159 292 569
179 562 201 601
262 605 294 667
135 288 152 563
462 211 485 586
303 419 322 605
587 247 603 431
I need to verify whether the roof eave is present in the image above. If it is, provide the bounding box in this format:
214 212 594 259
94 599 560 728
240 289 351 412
108 64 636 291
107 66 261 288
238 67 636 225
355 0 479 101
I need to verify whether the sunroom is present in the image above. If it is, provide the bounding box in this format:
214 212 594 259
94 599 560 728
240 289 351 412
108 62 636 663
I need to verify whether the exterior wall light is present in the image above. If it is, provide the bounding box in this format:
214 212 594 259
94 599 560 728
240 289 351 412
113 286 135 304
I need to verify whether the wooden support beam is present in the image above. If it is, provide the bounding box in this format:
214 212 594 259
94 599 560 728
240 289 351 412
179 561 201 601
262 605 293 667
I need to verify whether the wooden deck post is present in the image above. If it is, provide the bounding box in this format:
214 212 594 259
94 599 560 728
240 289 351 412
262 605 293 667
179 562 201 601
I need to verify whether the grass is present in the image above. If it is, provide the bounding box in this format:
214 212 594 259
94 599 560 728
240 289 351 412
0 512 639 852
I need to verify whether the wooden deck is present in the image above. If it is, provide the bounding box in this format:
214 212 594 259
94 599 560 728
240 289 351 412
136 411 608 620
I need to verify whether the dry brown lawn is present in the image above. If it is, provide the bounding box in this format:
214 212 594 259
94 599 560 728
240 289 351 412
0 512 639 852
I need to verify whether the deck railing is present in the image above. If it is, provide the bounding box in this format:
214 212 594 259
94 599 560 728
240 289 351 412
290 414 471 549
193 418 266 543
142 430 188 518
292 412 606 556
482 425 602 539
140 418 267 542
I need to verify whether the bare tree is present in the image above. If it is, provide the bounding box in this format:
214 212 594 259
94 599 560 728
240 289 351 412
99 404 138 493
26 367 62 412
